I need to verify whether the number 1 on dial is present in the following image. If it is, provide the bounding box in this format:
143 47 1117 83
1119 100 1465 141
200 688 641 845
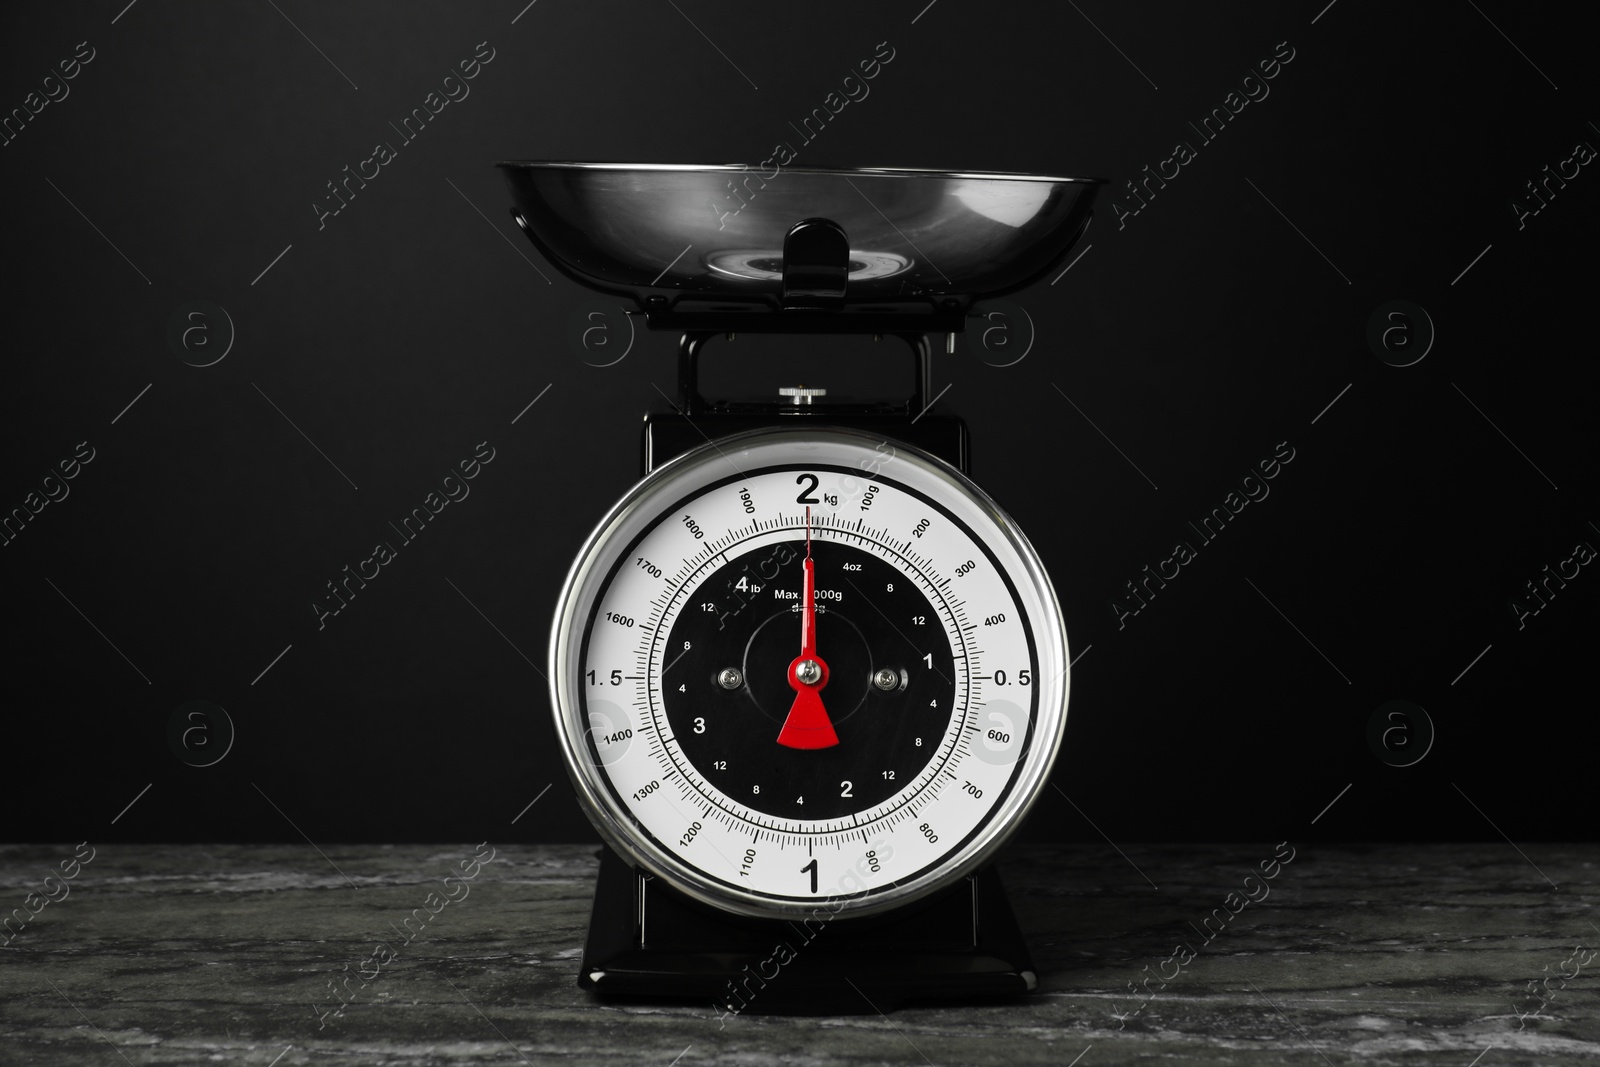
801 858 818 893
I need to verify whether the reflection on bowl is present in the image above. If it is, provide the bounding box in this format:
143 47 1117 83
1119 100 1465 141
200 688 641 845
705 249 912 283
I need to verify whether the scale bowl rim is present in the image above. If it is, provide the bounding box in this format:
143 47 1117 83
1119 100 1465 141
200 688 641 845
494 160 1109 185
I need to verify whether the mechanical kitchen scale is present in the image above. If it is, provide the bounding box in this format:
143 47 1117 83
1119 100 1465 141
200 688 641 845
500 162 1103 1013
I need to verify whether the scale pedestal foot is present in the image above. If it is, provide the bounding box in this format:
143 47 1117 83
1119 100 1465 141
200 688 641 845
578 849 1035 1014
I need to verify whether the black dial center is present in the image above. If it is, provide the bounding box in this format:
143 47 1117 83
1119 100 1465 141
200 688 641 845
741 606 873 726
662 538 957 821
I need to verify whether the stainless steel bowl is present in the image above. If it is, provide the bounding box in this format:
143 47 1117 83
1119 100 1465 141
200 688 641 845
498 163 1103 312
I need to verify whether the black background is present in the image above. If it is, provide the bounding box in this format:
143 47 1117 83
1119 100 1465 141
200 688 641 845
2 1 1594 846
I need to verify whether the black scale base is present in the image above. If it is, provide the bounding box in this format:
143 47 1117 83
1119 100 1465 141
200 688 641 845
578 848 1036 1014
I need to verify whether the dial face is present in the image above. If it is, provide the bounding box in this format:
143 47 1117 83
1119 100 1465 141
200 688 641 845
552 429 1069 919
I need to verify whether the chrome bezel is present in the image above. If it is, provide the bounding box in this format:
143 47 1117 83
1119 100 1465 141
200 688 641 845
548 427 1070 919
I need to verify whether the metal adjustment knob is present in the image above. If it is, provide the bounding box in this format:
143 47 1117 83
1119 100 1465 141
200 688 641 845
778 386 827 406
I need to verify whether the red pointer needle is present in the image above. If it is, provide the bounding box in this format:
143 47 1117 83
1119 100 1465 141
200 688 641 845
777 506 839 749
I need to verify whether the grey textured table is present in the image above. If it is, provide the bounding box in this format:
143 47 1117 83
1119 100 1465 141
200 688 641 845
2 843 1596 1065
